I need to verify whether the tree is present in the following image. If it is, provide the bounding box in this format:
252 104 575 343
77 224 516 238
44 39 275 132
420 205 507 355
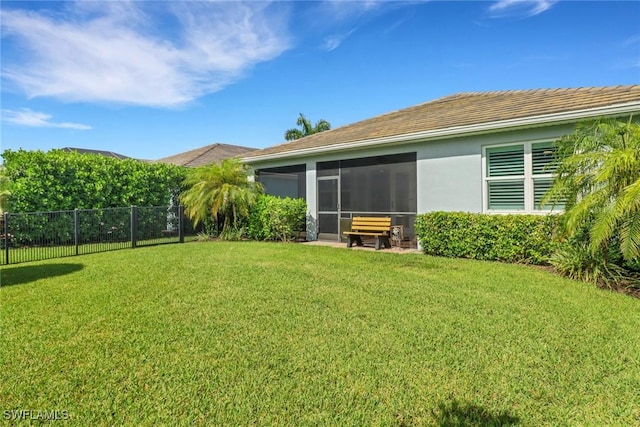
543 118 640 263
284 113 331 141
179 158 263 238
0 166 11 215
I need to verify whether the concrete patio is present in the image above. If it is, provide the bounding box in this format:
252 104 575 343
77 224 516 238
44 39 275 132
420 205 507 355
303 239 420 254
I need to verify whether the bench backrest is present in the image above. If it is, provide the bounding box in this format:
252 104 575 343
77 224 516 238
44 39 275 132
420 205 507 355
350 217 391 233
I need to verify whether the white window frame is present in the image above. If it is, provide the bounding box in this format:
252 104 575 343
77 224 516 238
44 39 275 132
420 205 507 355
482 139 558 214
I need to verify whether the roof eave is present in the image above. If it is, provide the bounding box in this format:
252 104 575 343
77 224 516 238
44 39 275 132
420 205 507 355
242 101 640 164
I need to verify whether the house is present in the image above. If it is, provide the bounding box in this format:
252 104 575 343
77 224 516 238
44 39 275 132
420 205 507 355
61 147 132 159
242 85 640 246
157 143 257 167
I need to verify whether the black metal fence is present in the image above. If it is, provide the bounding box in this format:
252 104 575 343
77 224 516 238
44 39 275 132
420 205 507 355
1 205 188 265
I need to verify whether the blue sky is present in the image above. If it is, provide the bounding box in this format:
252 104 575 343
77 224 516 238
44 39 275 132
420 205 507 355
1 1 639 160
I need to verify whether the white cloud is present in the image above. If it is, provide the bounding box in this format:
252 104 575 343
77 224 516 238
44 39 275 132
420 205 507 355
314 1 424 51
307 1 388 52
2 109 92 130
624 34 640 47
319 0 382 21
322 28 357 51
0 2 291 107
488 0 558 18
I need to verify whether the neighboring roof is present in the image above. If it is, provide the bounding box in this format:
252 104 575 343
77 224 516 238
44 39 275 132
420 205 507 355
157 143 257 167
243 85 640 162
61 147 131 159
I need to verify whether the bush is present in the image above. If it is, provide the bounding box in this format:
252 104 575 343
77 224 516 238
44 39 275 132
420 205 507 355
551 220 639 288
415 212 561 265
550 241 627 288
248 195 306 242
2 149 186 213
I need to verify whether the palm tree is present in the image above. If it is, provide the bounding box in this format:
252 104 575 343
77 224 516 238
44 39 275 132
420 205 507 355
179 158 263 238
543 118 640 262
284 113 331 141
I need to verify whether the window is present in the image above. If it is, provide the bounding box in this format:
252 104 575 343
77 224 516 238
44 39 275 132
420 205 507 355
484 141 559 213
486 145 525 210
531 142 558 210
256 164 306 199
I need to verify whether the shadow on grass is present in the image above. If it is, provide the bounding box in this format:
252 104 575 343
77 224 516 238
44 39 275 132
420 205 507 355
0 263 84 287
430 398 520 427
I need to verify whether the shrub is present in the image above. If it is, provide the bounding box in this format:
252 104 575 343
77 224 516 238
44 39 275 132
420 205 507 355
248 195 306 242
415 212 561 265
550 220 639 288
2 149 186 213
220 226 246 241
550 241 627 288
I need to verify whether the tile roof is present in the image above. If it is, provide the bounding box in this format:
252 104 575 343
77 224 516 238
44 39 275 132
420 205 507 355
157 143 257 167
61 147 131 159
243 85 640 160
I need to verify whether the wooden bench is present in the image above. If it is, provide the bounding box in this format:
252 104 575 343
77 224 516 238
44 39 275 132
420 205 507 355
343 217 392 250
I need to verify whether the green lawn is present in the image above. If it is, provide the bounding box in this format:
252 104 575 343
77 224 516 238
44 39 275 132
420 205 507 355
1 242 639 425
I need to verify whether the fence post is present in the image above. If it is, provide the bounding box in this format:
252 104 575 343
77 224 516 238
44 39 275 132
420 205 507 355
74 209 79 256
131 205 138 248
178 205 184 243
3 212 9 265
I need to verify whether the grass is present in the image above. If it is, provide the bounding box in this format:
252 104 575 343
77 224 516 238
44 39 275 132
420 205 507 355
1 241 639 425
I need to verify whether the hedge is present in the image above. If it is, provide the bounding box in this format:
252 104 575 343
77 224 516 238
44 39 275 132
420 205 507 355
2 149 186 213
248 195 306 242
415 211 562 265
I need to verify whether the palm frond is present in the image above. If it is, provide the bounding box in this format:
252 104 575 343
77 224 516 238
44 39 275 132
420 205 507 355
179 158 262 234
617 179 640 261
285 113 331 141
547 117 640 266
285 129 304 141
